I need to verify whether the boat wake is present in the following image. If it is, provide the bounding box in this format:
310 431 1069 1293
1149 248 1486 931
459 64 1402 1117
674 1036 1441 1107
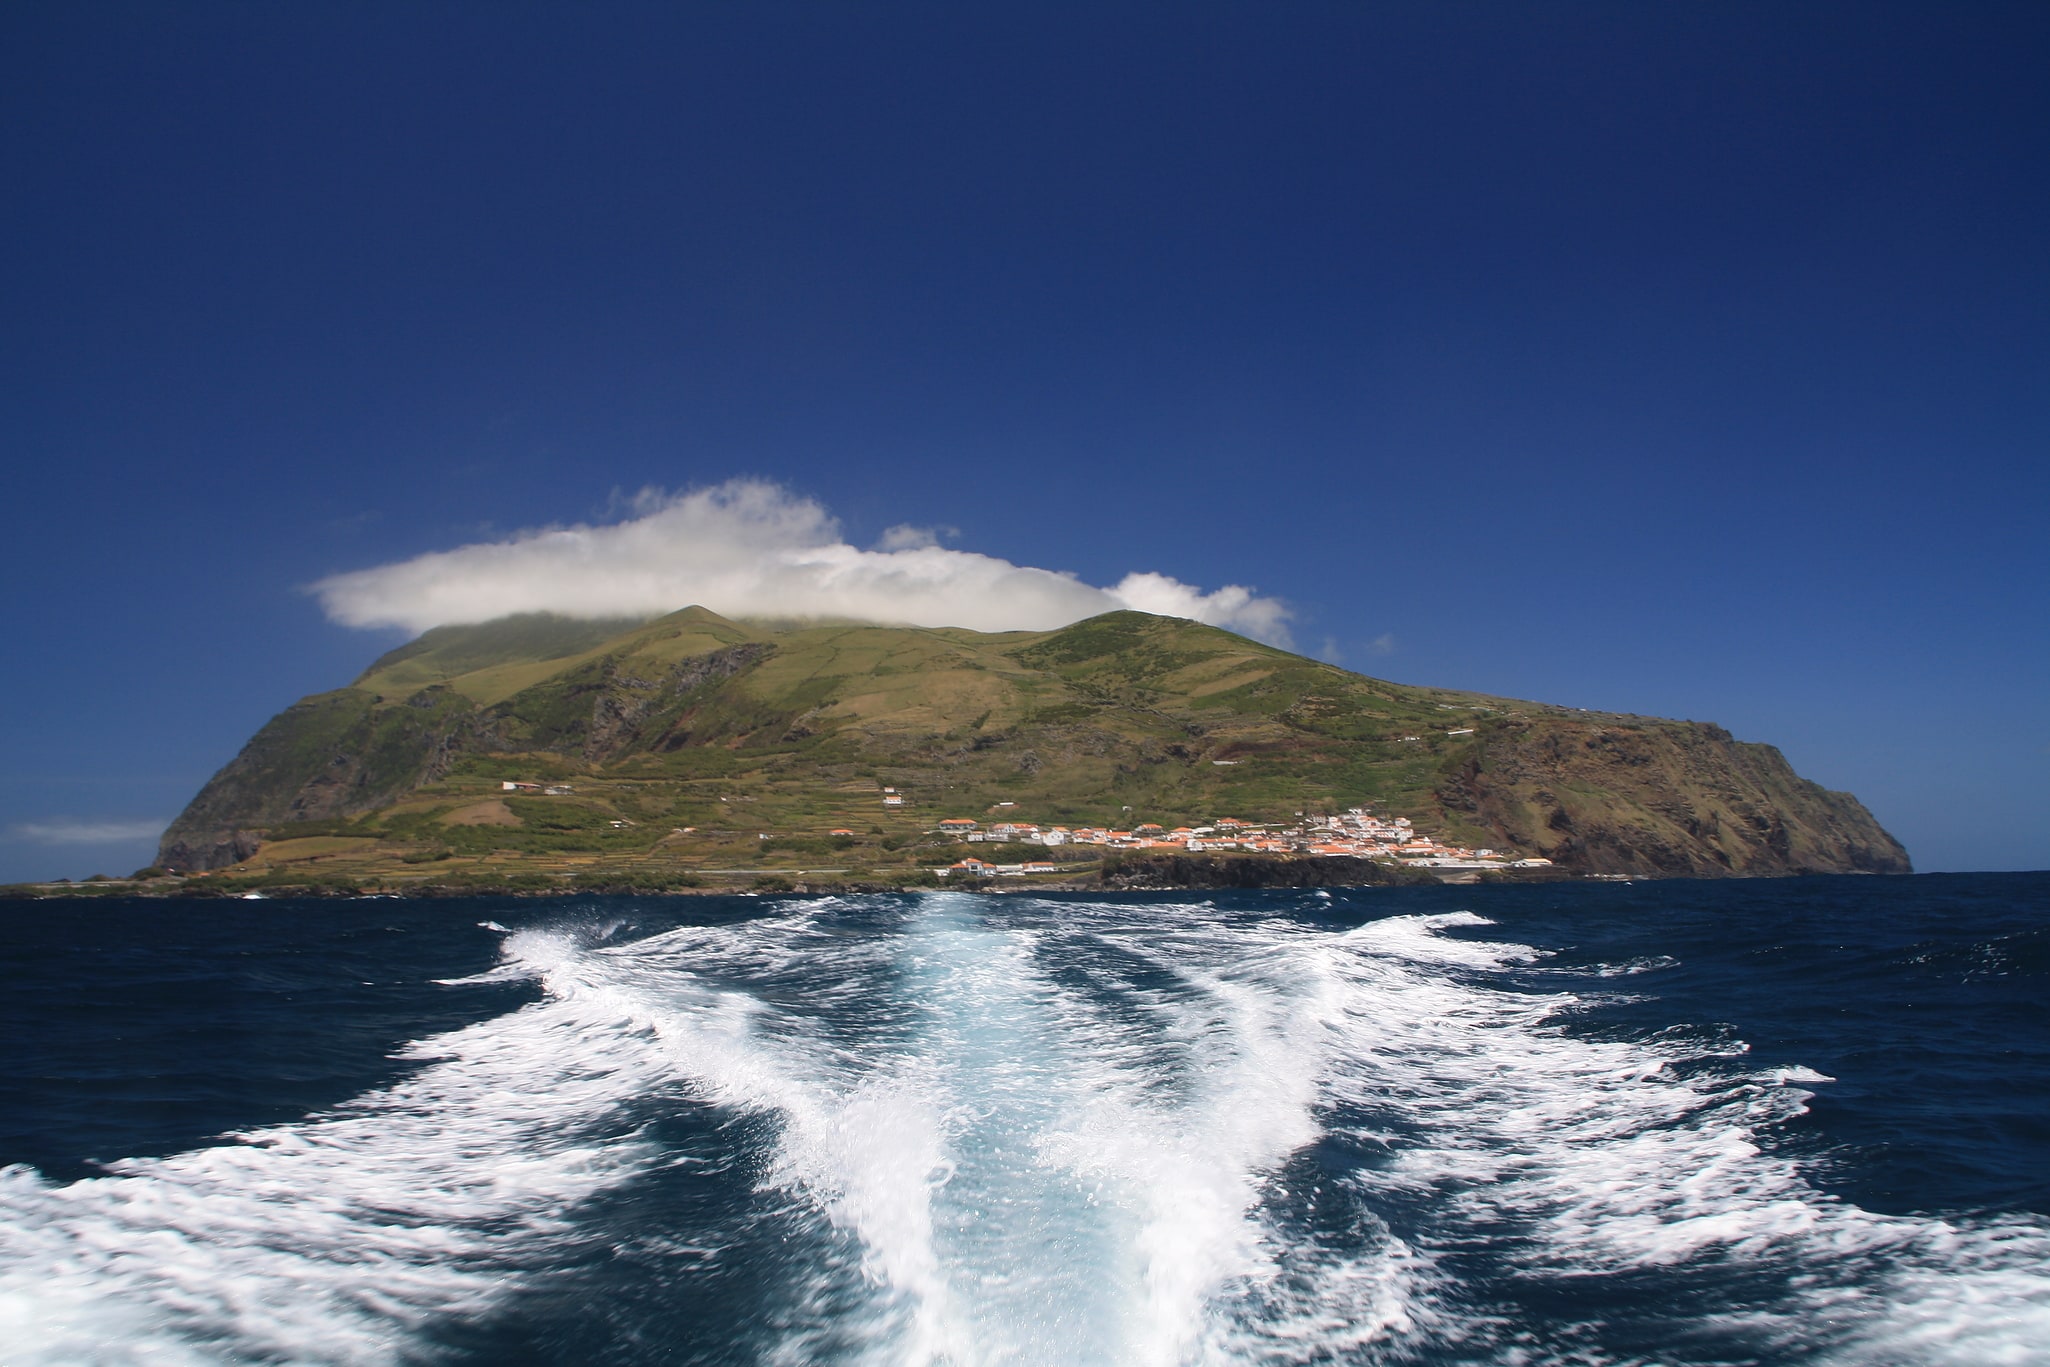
1 896 2044 1364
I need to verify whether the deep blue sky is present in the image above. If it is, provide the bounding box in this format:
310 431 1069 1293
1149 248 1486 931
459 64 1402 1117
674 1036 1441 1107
3 1 2045 880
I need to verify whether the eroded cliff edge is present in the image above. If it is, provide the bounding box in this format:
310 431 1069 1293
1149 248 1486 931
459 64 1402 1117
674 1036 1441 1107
1431 717 1909 877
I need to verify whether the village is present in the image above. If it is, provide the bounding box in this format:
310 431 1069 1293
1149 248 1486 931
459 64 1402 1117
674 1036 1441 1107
476 778 1554 884
931 806 1553 879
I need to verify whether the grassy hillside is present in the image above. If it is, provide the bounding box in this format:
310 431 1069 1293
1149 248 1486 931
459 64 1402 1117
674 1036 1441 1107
154 608 1910 890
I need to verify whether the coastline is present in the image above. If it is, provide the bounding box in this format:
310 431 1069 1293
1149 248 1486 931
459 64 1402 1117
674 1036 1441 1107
0 853 1637 900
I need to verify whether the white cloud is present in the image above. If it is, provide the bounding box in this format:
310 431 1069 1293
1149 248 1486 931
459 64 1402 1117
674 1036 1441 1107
874 523 958 552
10 819 166 845
313 479 1292 644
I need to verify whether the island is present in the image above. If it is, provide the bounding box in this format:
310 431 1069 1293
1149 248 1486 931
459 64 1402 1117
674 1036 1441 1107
115 608 1905 897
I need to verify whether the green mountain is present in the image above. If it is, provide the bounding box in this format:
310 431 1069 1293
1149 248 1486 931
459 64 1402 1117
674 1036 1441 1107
157 608 1910 886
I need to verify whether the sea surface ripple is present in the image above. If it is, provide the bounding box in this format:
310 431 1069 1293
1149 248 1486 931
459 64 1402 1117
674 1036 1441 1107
2 873 2045 1364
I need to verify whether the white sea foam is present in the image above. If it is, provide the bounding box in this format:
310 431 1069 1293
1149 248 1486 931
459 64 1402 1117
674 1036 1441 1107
923 901 1344 1364
1288 909 2050 1365
1031 923 1378 1363
0 927 675 1366
542 895 1417 1365
658 896 2042 1365
506 907 960 1362
11 900 2046 1366
867 898 1435 1365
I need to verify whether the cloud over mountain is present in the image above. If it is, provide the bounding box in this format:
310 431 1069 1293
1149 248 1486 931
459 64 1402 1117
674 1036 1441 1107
313 480 1292 643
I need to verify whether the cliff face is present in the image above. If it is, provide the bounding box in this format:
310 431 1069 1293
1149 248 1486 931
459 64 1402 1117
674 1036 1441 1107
159 609 1910 880
1431 717 1911 876
158 688 503 871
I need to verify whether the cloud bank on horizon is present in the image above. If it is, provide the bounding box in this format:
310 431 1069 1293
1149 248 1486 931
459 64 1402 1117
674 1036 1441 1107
314 480 1293 644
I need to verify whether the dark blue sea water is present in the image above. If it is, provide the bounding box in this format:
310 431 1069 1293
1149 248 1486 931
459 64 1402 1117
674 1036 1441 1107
3 873 2046 1365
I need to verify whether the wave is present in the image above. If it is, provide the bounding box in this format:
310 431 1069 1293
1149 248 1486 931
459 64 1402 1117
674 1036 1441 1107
4 896 2045 1365
0 924 674 1365
494 895 1383 1364
1310 910 2050 1365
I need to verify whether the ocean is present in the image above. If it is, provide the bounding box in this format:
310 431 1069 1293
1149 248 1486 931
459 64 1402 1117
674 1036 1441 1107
2 873 2045 1365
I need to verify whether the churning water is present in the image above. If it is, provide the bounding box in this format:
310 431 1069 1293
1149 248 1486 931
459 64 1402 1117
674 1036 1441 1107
3 874 2046 1364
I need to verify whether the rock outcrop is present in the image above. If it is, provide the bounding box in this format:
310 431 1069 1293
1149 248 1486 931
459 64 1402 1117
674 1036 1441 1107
1430 718 1910 877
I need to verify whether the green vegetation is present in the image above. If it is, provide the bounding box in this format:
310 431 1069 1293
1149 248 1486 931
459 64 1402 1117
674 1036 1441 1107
150 606 1911 887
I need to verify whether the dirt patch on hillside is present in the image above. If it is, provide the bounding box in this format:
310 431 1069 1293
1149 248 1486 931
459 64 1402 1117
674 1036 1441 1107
443 799 524 827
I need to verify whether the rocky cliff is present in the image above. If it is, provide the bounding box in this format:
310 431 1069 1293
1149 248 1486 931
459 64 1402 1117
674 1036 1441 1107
1431 717 1909 877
